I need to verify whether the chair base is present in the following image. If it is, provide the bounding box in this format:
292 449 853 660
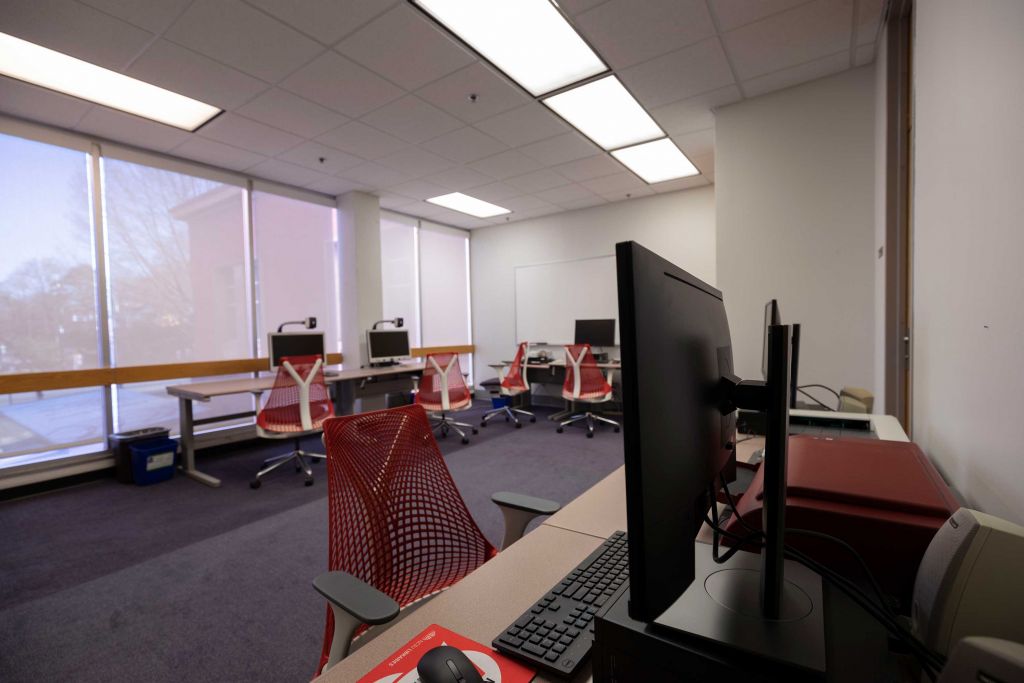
251 436 325 489
481 404 536 428
429 412 478 444
556 411 621 438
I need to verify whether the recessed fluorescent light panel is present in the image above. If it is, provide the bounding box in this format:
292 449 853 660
612 138 700 184
427 192 511 218
412 0 606 96
543 75 663 151
0 32 221 131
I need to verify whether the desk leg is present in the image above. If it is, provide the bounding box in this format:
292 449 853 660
178 397 221 488
336 379 355 415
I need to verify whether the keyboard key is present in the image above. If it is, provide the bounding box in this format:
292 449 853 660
541 638 555 649
553 643 567 654
574 619 588 628
522 642 547 657
544 651 560 662
499 634 523 648
529 634 543 644
567 628 580 638
559 634 574 645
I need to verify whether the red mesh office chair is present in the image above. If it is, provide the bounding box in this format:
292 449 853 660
311 404 560 674
557 344 620 438
250 354 333 488
414 352 477 443
481 342 537 428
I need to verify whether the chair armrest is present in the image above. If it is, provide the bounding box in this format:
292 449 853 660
491 492 561 550
313 571 400 671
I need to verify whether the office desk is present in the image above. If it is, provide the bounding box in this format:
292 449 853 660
165 362 423 487
316 412 909 682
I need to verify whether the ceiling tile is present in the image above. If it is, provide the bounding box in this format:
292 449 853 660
620 37 736 110
376 147 453 178
276 141 363 174
671 128 715 160
722 0 854 81
559 195 609 211
741 50 850 98
506 169 572 195
307 176 366 196
248 158 326 186
856 0 885 46
236 88 348 138
552 154 624 182
427 166 494 191
75 108 190 151
171 137 267 171
245 0 398 45
597 184 655 202
535 183 601 206
0 77 91 129
690 152 715 180
359 95 463 144
556 0 611 15
581 171 648 196
197 113 304 156
420 126 508 164
79 0 191 34
388 179 450 200
341 161 414 189
165 0 323 83
475 104 569 147
650 175 711 193
415 62 530 124
519 132 599 166
127 40 269 110
649 85 742 136
468 150 544 180
710 0 810 32
853 43 875 67
575 0 715 69
502 195 557 212
414 201 478 227
2 0 153 70
336 5 474 90
468 181 521 203
281 51 404 117
315 121 407 159
377 192 419 210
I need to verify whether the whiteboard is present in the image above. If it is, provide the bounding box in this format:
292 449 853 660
514 255 619 345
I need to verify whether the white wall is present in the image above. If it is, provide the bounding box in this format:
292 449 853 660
912 0 1024 524
470 186 716 381
716 67 877 398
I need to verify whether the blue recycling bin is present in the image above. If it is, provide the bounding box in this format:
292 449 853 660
130 438 178 486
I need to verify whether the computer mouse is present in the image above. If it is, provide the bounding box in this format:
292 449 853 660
416 645 485 683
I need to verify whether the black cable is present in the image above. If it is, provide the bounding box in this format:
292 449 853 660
796 388 836 411
797 384 842 410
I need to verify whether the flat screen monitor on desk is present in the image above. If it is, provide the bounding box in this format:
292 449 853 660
366 329 411 365
574 318 615 347
267 332 325 369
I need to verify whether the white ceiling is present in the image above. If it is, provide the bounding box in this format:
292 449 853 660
0 0 884 228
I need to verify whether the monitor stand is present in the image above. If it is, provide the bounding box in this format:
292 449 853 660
594 546 826 682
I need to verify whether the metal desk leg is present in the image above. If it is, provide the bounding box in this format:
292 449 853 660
178 397 221 487
336 379 355 415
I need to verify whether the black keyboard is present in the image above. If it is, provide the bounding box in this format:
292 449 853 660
493 531 628 677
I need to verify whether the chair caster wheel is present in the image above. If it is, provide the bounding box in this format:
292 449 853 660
556 427 564 433
587 431 594 438
250 480 261 489
295 464 302 472
505 416 510 422
614 427 621 433
530 417 536 423
481 420 487 427
461 437 469 445
472 428 478 435
515 422 522 429
304 478 314 487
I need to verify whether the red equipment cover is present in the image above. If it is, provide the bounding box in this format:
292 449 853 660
355 624 535 683
724 435 959 608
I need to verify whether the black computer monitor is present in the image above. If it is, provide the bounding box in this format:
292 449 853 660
267 332 325 369
762 299 800 409
616 241 793 622
574 319 615 347
366 329 411 365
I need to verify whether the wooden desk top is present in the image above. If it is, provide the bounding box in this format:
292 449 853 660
165 362 424 401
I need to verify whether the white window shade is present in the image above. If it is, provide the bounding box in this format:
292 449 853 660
253 192 340 356
419 221 471 349
380 212 421 348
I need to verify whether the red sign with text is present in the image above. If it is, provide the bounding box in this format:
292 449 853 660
356 624 535 683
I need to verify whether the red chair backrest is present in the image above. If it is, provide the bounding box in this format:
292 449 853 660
501 342 530 392
318 404 497 672
256 354 332 432
415 352 472 411
563 344 612 400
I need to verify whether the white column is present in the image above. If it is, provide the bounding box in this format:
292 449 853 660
337 191 382 367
